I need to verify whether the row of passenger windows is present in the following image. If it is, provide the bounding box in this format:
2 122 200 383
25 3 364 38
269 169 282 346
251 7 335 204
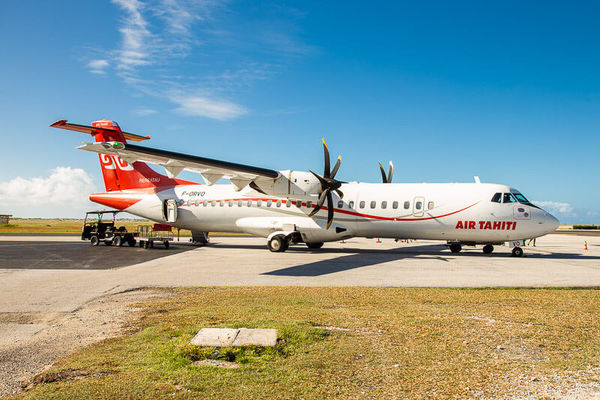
182 199 435 210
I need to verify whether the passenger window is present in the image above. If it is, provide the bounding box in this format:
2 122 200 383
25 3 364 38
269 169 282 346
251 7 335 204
238 200 242 207
491 193 502 203
382 201 387 209
392 201 398 209
416 201 422 210
296 201 302 208
211 201 216 207
503 193 516 203
428 201 434 210
203 201 207 207
306 201 312 208
338 200 344 208
286 200 291 208
404 201 410 209
228 200 233 207
267 200 272 207
349 201 355 208
187 200 192 206
370 201 376 209
359 201 365 209
220 201 224 207
247 200 252 207
257 200 262 207
276 200 281 207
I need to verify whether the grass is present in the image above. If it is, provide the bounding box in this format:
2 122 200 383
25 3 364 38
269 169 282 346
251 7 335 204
0 219 249 236
11 287 600 399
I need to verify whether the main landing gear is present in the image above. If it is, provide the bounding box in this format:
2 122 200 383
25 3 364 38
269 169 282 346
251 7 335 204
267 233 324 253
511 247 524 257
449 243 462 253
482 244 494 254
268 235 289 252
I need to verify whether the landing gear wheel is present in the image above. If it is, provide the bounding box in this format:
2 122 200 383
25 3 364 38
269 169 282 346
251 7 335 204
512 247 524 257
483 244 494 254
128 238 136 247
449 243 462 253
90 235 99 246
114 236 123 247
268 235 287 252
306 242 324 249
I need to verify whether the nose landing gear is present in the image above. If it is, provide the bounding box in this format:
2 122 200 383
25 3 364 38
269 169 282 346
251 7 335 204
482 244 494 254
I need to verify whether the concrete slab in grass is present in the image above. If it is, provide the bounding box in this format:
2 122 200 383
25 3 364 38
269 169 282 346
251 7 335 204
190 328 238 347
190 328 278 347
232 328 277 346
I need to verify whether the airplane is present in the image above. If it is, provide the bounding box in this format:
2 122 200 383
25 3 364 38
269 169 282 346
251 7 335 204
51 119 559 256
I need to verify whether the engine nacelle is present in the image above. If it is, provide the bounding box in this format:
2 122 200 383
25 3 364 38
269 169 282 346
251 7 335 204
253 170 322 199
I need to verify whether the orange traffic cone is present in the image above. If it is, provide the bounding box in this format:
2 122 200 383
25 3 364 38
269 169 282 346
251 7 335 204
584 241 588 251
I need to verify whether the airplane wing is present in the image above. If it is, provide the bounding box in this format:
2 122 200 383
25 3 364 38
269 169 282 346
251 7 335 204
77 141 280 188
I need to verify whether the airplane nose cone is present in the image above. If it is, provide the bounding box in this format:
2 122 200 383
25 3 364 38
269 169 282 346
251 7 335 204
544 212 560 234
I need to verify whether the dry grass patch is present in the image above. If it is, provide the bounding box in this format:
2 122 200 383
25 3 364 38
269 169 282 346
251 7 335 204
11 288 600 399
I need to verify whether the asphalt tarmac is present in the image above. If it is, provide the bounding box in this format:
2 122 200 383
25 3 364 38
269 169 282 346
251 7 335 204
0 240 195 270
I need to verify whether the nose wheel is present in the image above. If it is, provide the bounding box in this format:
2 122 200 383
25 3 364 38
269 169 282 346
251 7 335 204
482 244 494 254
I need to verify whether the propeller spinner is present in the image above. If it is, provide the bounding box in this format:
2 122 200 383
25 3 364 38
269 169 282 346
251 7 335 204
379 161 394 183
309 139 343 229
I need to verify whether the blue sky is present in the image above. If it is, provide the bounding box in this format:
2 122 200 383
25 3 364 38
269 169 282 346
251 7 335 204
0 0 598 223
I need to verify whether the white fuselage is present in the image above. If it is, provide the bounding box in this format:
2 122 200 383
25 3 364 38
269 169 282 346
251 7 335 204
95 181 559 244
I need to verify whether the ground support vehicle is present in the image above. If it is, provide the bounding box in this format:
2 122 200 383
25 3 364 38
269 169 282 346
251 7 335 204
138 223 173 249
81 211 138 246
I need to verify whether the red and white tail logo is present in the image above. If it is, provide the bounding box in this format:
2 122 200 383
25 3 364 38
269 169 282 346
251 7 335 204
91 120 182 191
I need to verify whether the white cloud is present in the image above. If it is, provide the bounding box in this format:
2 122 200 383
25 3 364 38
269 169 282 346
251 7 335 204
0 167 96 207
533 200 575 215
134 107 158 116
111 0 153 70
83 1 311 120
170 94 247 120
87 59 110 74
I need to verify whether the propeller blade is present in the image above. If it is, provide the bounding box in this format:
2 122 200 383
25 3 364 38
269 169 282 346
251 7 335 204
309 170 328 188
379 162 387 183
334 189 344 199
326 191 334 229
309 190 328 217
387 161 393 183
330 156 342 179
322 138 331 178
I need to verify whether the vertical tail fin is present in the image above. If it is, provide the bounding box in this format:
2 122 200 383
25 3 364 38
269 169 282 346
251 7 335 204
51 119 186 192
90 120 182 191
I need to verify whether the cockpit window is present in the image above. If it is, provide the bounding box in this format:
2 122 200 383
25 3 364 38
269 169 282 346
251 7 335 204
491 193 501 203
513 193 529 203
510 191 540 208
503 193 516 203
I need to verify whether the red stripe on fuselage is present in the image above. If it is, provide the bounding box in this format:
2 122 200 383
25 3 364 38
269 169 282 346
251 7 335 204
179 196 480 222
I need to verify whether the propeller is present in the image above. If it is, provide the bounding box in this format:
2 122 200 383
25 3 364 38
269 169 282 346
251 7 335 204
308 139 344 229
379 161 394 183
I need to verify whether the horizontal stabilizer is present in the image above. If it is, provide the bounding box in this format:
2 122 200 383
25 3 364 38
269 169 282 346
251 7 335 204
50 120 150 142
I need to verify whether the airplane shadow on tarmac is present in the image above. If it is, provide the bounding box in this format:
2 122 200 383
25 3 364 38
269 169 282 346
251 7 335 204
255 244 600 277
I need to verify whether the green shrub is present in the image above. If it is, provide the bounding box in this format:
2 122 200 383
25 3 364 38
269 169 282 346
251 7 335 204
573 224 600 230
